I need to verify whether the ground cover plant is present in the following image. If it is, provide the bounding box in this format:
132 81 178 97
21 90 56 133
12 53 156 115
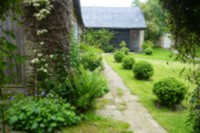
6 95 80 133
62 112 132 133
105 54 193 133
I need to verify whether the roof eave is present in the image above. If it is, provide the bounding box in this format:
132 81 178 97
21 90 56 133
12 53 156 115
85 27 147 30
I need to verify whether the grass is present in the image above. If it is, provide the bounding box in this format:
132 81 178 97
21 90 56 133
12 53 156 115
105 53 194 133
62 112 132 133
132 47 175 61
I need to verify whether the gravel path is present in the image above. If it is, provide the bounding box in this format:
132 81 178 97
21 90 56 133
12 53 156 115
96 59 168 133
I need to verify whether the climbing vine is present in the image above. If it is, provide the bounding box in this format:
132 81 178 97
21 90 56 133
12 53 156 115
24 0 54 96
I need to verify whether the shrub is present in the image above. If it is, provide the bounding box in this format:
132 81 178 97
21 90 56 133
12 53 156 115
144 48 153 55
79 45 103 71
142 40 154 50
103 44 115 53
54 67 109 112
81 29 115 52
133 61 154 80
120 41 129 55
114 51 125 63
6 96 80 133
123 48 129 55
152 77 187 108
122 56 135 69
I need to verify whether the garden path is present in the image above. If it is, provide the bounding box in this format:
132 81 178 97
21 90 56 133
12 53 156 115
96 59 168 133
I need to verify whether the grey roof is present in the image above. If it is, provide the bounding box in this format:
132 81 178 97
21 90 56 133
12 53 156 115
81 7 147 29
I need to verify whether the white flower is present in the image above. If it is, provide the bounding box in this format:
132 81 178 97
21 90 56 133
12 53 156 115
49 55 54 59
31 58 39 64
37 29 48 36
41 59 46 62
37 67 48 73
33 49 37 53
40 42 44 45
38 53 43 57
45 64 48 67
33 3 40 7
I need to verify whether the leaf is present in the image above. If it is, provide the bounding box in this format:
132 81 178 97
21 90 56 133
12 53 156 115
31 122 38 129
9 115 18 124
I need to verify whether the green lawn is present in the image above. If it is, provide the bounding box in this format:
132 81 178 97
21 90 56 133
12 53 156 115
132 47 175 61
105 53 193 133
62 112 132 133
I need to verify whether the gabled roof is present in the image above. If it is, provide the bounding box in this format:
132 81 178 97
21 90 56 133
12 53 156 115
81 7 147 29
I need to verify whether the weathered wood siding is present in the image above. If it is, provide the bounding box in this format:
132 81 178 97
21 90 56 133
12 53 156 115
0 17 25 86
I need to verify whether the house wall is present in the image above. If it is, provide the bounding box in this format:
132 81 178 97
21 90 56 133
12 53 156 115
111 29 130 48
1 0 83 91
109 29 142 51
139 30 144 51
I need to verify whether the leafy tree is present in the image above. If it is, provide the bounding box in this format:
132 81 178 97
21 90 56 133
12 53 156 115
133 0 165 42
159 0 200 132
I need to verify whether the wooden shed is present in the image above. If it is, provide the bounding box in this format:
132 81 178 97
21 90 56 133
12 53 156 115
81 7 147 51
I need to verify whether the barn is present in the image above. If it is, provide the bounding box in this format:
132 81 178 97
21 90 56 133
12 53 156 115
81 7 147 51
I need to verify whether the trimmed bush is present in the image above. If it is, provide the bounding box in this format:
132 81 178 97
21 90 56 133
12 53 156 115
133 61 154 80
142 40 154 50
114 51 125 63
123 48 129 55
144 48 153 55
120 41 129 55
152 77 187 108
122 56 135 69
6 96 80 133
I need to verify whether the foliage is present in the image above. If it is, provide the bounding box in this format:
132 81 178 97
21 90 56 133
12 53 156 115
134 0 165 42
159 0 200 132
54 67 109 112
79 44 103 71
81 29 115 52
153 77 187 108
103 44 115 53
133 61 153 80
122 56 135 69
189 86 200 133
6 95 80 133
120 41 129 55
144 48 153 55
114 51 125 63
142 40 154 50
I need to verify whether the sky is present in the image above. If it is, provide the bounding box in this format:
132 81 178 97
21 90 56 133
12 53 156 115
80 0 147 7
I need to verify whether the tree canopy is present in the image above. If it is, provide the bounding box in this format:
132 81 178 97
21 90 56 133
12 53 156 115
133 0 165 42
159 0 200 58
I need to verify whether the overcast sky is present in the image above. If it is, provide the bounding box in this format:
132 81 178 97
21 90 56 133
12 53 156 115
80 0 147 7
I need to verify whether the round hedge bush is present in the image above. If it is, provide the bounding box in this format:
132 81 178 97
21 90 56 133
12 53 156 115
122 56 135 69
133 61 153 80
152 77 187 108
114 51 125 63
123 48 129 55
144 48 153 55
